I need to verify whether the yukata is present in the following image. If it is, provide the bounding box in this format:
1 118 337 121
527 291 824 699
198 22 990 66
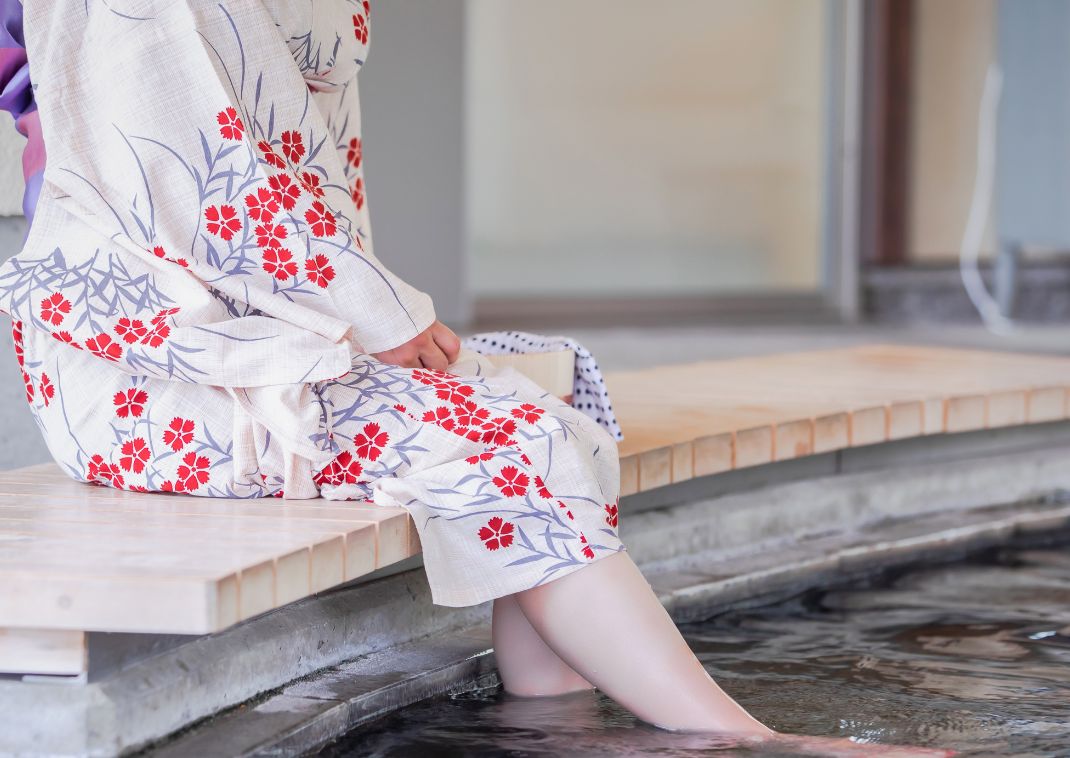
0 0 624 607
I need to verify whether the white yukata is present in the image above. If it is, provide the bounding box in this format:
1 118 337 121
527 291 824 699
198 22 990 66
0 0 624 607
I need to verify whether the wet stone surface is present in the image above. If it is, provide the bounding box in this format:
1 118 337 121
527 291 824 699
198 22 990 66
315 540 1070 757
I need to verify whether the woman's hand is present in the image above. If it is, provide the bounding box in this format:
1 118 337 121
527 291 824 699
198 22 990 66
371 320 462 371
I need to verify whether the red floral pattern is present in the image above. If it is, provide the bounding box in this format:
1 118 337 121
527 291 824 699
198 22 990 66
478 516 514 551
163 417 195 451
113 388 149 418
40 293 71 326
217 107 245 140
204 204 241 240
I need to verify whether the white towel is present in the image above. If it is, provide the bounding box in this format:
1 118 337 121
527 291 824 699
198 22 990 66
462 330 624 441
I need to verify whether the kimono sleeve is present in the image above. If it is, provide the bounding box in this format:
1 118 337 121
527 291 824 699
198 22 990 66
22 0 435 355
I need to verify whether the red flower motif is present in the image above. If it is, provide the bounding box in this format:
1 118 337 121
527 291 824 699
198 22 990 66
557 500 575 520
412 367 458 385
141 321 171 348
352 13 369 44
520 453 533 466
87 454 124 489
262 247 298 280
421 406 457 432
300 171 325 198
40 292 71 326
492 465 528 497
114 317 148 344
204 204 241 241
119 437 151 474
304 201 337 237
258 140 286 169
161 479 185 493
347 137 362 168
393 403 407 413
354 422 389 461
51 331 80 349
465 451 495 465
85 333 122 362
163 417 195 451
21 370 32 403
604 501 619 528
11 321 23 366
217 106 245 140
255 222 287 249
151 245 167 258
433 378 475 405
511 403 545 424
245 186 281 221
177 451 211 491
39 373 54 406
113 388 148 419
304 254 335 288
480 416 517 448
152 307 181 324
313 450 364 486
533 475 553 499
363 0 370 16
281 129 305 163
351 177 365 210
478 516 514 551
268 173 302 210
579 533 595 560
453 400 489 427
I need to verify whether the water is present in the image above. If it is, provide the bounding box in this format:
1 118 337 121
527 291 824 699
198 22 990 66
316 542 1070 756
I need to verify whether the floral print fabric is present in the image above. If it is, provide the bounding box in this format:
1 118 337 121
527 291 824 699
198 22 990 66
0 0 624 607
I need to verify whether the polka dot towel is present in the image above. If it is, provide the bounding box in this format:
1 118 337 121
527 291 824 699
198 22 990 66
461 331 624 441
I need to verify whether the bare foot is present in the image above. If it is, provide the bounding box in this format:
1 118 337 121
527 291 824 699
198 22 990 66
762 733 955 757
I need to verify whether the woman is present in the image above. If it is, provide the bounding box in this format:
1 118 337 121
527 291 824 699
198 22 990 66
0 3 948 752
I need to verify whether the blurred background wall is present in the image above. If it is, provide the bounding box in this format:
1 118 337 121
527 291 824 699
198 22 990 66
466 0 828 299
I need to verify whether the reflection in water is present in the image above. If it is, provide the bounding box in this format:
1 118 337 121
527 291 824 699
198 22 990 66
317 543 1070 756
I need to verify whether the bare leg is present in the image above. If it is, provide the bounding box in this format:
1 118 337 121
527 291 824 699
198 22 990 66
512 550 772 735
492 594 594 696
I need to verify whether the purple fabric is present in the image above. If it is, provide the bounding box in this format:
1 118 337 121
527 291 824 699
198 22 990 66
0 0 45 230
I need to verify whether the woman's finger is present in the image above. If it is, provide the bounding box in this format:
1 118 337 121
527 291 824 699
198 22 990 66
418 342 449 371
431 322 462 363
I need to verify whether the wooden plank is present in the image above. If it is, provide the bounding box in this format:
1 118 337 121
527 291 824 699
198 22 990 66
849 407 886 447
774 419 813 462
692 433 732 477
1026 386 1066 423
813 412 849 454
670 442 693 483
0 628 86 676
887 401 924 441
638 447 672 491
734 427 773 469
986 390 1027 428
947 395 986 433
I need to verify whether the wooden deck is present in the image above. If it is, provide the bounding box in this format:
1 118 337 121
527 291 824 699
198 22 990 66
610 344 1070 494
3 344 1070 675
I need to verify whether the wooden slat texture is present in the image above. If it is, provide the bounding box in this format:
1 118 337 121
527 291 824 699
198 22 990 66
0 628 85 676
0 475 418 636
612 344 1070 489
3 344 1070 644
